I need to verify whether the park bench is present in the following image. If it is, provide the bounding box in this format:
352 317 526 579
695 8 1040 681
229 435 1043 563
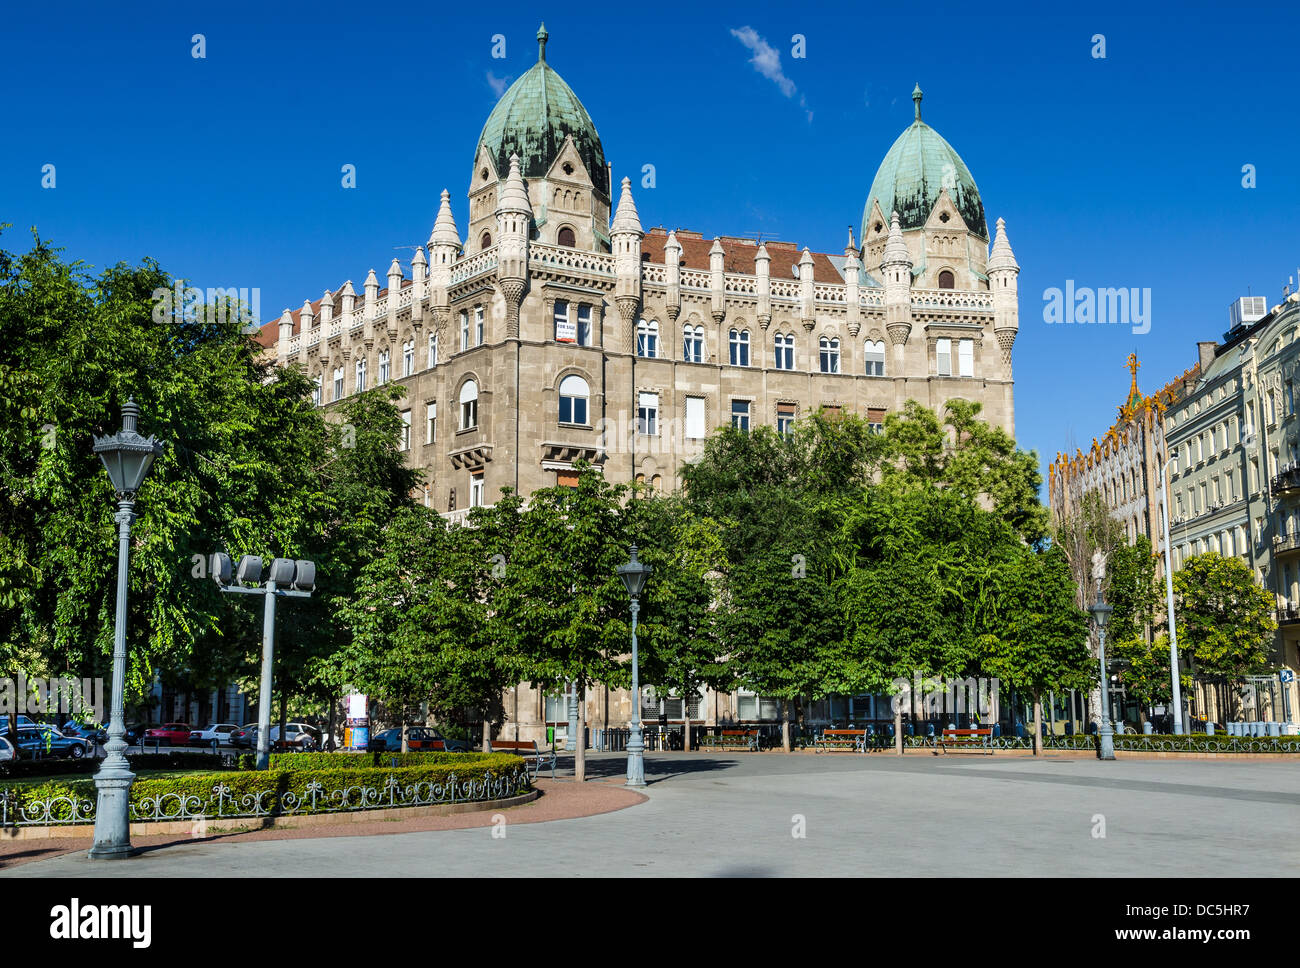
817 729 868 753
698 730 760 751
489 739 556 780
939 728 993 754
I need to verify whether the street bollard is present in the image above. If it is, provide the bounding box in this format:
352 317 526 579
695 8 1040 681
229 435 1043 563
1142 721 1154 734
1205 722 1215 736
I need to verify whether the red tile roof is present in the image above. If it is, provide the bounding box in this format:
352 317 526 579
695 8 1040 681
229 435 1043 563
641 229 844 283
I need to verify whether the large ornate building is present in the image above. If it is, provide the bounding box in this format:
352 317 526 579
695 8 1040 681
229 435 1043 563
257 26 1023 739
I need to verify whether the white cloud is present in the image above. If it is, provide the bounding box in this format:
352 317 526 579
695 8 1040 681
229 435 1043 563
730 26 811 122
486 71 512 99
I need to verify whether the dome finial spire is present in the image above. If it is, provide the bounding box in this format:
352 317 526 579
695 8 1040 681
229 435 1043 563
912 83 923 122
537 23 548 62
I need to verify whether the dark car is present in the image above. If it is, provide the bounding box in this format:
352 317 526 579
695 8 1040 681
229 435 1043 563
14 725 89 759
143 723 192 747
61 721 108 746
367 726 467 753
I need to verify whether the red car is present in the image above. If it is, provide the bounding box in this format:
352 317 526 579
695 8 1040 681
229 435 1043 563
143 723 192 747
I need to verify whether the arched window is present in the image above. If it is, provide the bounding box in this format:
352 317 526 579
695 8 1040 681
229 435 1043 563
557 226 576 247
637 319 659 358
480 232 492 250
774 333 795 370
377 349 390 385
402 340 415 377
355 358 367 393
865 340 886 376
558 374 590 425
459 379 479 430
818 337 840 374
938 269 955 289
729 329 750 367
683 325 705 363
332 366 344 401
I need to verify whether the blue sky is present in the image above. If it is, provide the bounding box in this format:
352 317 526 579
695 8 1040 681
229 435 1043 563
4 0 1298 482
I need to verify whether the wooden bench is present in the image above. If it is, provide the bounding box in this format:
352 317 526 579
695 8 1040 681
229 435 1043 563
939 728 993 754
817 729 868 753
698 730 760 751
489 739 556 780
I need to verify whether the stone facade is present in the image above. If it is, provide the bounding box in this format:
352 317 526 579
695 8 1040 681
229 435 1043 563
256 27 1022 742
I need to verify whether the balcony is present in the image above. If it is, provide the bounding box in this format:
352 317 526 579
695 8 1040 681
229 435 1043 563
1276 531 1300 557
1277 606 1300 626
1271 465 1300 497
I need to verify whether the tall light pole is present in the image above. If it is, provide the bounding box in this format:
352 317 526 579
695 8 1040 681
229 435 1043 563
1158 456 1184 733
89 399 164 860
1089 591 1115 761
616 544 652 788
211 553 316 769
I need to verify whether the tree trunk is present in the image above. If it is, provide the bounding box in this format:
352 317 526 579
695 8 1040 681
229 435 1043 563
574 688 586 782
278 691 288 751
481 713 491 752
400 721 409 754
781 699 791 753
327 698 336 752
1032 698 1043 756
894 702 903 755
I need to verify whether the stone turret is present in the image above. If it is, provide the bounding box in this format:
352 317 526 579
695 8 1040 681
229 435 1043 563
710 238 726 325
339 280 356 337
410 246 427 328
881 212 913 357
428 190 459 339
496 154 532 338
276 308 293 365
664 230 682 322
988 217 1020 364
755 242 771 330
298 299 314 365
844 228 861 337
386 258 403 339
798 248 815 331
611 177 643 349
363 269 378 348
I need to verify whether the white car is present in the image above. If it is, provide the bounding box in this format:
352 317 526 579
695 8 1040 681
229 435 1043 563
189 723 241 747
270 723 320 749
0 736 13 762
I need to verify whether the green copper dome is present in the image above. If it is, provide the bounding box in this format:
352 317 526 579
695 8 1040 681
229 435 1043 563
475 25 607 193
862 85 987 241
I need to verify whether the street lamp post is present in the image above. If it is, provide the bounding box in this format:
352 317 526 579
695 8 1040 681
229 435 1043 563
89 399 164 860
1158 456 1184 734
1089 591 1115 761
211 553 316 769
617 544 652 788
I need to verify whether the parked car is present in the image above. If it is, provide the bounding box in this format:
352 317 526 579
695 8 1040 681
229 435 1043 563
124 723 147 746
269 723 320 750
61 721 108 746
0 715 36 733
14 725 89 759
367 726 467 753
230 724 259 749
189 723 240 748
143 723 192 747
0 736 13 762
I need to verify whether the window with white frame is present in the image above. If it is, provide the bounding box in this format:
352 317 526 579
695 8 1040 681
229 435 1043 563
378 349 390 385
731 399 750 431
428 331 438 368
819 337 840 374
774 332 794 370
558 374 590 425
400 410 411 451
310 376 322 408
460 310 470 352
729 329 750 367
355 358 367 392
777 401 796 436
637 319 659 358
333 366 344 401
958 339 974 377
474 305 485 346
576 304 591 346
683 325 704 363
685 396 705 439
470 471 485 507
936 338 952 377
426 401 436 444
554 300 575 342
459 380 478 430
638 391 659 436
865 340 885 376
402 340 414 377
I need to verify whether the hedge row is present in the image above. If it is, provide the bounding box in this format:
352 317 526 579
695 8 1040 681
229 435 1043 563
264 750 471 771
0 750 235 780
4 754 528 823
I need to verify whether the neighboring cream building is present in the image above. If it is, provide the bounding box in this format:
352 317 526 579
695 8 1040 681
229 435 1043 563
257 26 1024 741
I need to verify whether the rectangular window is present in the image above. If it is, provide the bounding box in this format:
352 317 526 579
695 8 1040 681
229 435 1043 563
774 334 794 371
378 352 390 385
333 367 344 401
576 305 591 346
311 376 322 408
355 359 367 393
936 338 952 377
865 341 885 377
685 397 706 439
475 305 485 346
556 469 580 488
638 391 658 436
867 406 886 433
729 330 750 367
403 341 414 377
426 401 436 444
731 399 750 431
777 401 797 436
554 300 575 342
400 410 411 452
958 339 974 377
428 332 438 368
470 471 485 507
460 311 469 352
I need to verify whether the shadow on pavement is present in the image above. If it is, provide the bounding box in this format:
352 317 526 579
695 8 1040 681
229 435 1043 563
555 752 741 785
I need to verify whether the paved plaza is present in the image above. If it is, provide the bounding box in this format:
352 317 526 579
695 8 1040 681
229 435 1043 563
6 752 1299 877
